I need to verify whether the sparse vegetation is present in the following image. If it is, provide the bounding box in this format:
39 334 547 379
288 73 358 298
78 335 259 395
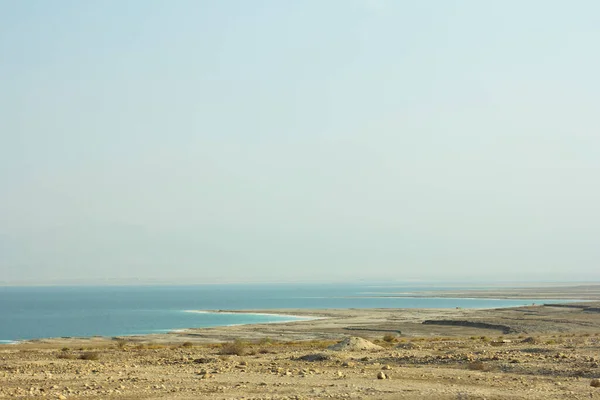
146 343 166 349
57 353 77 360
134 343 166 350
219 339 248 356
467 361 488 371
182 341 194 348
258 337 274 345
79 352 100 361
382 333 397 343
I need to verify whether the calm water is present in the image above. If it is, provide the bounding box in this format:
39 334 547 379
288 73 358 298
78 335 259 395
0 284 572 342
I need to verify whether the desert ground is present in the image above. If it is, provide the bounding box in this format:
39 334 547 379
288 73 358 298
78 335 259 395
2 285 600 399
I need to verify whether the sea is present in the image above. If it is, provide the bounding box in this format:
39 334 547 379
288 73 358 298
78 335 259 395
0 284 575 343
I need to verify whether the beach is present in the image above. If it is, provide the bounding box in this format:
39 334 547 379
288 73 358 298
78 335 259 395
2 285 600 399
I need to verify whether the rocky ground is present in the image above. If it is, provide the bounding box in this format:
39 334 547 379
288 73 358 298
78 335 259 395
2 301 600 399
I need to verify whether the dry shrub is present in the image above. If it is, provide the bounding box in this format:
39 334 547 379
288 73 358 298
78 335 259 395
57 353 77 360
258 337 274 345
310 340 333 350
219 339 248 356
383 334 397 343
79 352 100 361
467 361 489 371
182 342 194 348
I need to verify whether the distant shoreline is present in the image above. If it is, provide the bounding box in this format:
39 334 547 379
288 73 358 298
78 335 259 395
2 281 600 288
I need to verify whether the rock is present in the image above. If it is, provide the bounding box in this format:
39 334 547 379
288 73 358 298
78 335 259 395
377 371 387 379
397 342 421 350
591 378 600 388
521 337 539 344
328 337 384 352
193 358 215 364
382 365 392 370
58 395 67 400
297 353 331 362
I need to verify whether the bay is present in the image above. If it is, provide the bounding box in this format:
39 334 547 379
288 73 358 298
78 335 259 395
0 284 573 341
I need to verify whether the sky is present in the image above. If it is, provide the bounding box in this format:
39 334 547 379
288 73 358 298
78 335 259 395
1 0 599 285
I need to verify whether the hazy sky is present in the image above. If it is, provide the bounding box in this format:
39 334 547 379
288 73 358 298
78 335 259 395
1 0 599 285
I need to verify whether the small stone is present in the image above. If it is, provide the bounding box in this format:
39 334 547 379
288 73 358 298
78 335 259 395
382 365 392 370
591 378 600 388
377 371 387 380
58 395 67 400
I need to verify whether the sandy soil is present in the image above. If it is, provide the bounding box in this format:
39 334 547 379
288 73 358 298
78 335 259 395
2 286 600 399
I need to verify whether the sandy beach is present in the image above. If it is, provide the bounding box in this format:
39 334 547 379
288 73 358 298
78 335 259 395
2 285 600 399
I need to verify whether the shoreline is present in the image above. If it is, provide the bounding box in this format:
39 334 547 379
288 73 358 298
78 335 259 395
177 311 324 331
341 296 589 302
9 300 600 347
4 284 600 345
184 309 322 319
4 310 324 346
0 301 571 345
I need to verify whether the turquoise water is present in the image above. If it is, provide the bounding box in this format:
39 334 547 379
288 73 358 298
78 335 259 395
0 284 573 342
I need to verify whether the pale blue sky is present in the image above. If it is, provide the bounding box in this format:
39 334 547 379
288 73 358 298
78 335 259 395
1 0 599 284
